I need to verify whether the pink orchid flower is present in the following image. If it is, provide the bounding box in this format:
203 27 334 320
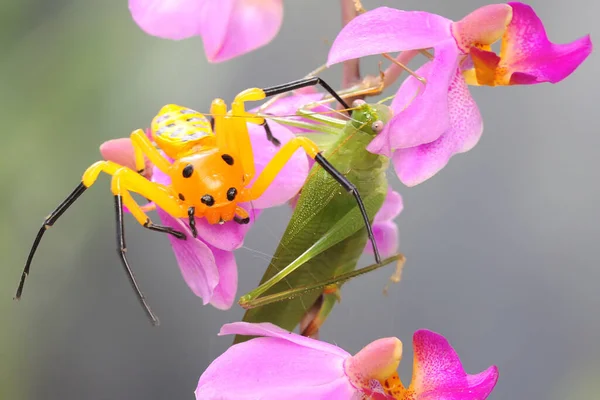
195 322 499 399
100 121 308 309
328 2 592 186
129 0 283 62
364 189 403 259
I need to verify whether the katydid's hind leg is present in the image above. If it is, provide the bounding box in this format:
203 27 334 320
114 195 159 326
383 253 406 295
262 77 351 115
15 183 87 300
313 153 382 264
239 255 402 309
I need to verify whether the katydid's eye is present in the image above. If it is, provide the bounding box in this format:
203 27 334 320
372 120 384 134
352 99 366 108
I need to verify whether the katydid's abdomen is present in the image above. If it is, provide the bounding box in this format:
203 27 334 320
238 104 392 339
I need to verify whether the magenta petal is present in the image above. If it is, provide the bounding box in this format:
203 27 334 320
151 162 170 186
196 336 355 399
193 206 260 251
367 40 460 156
129 0 205 40
502 2 592 84
207 245 237 310
100 138 153 180
327 7 452 65
374 189 403 223
219 322 351 357
201 0 283 62
248 122 309 209
411 330 498 399
261 92 323 116
155 208 219 304
393 68 483 187
365 221 399 259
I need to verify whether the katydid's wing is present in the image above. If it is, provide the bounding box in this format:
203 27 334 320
236 163 386 342
238 191 386 308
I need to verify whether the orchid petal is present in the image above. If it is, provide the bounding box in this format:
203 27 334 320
207 244 238 310
374 189 403 223
393 68 482 186
155 208 219 304
151 162 171 186
248 122 309 209
409 330 498 399
219 322 350 358
451 4 513 53
364 190 402 258
345 337 403 388
100 138 152 179
497 2 592 85
201 0 283 63
364 221 399 259
193 206 259 251
196 337 355 399
129 0 205 40
367 40 460 156
327 7 452 66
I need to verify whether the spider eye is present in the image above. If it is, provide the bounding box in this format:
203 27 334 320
227 187 237 201
201 194 215 207
182 164 194 178
221 154 234 165
371 120 384 134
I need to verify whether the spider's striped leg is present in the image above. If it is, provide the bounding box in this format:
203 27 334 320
15 183 87 300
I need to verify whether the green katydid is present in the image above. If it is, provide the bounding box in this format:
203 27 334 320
235 100 405 342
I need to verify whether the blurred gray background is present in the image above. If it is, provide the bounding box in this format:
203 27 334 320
1 0 598 398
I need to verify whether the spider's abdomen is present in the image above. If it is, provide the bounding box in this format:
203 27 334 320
151 104 215 159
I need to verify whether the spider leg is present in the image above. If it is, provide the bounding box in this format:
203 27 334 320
15 183 87 300
114 194 160 326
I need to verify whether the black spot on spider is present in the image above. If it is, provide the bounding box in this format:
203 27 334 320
178 193 185 201
182 164 194 178
221 154 234 165
227 187 237 201
201 194 215 207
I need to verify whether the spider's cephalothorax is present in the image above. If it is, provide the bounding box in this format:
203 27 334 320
17 77 384 325
170 150 248 225
150 103 250 225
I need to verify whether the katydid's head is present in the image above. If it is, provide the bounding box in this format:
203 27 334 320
350 100 393 137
